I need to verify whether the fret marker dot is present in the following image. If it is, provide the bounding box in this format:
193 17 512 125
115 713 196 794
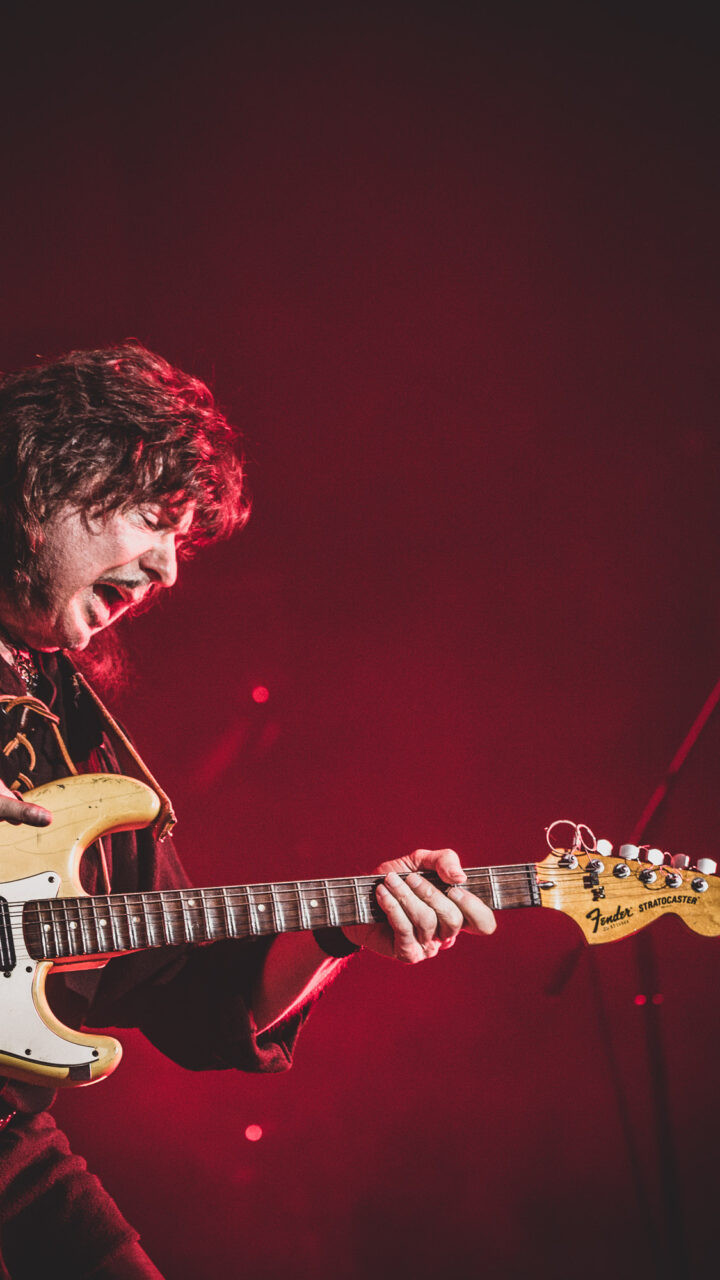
99 920 107 927
188 899 196 906
43 924 51 931
310 899 318 908
70 922 77 930
258 903 266 912
132 917 139 924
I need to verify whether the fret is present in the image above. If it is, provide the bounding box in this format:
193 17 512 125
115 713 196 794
160 894 181 946
157 895 170 946
229 887 251 940
280 882 295 931
487 867 499 910
350 877 368 927
197 890 211 942
366 878 383 923
90 897 111 954
135 895 150 948
256 886 273 935
80 898 99 954
94 899 107 952
142 894 163 949
220 886 235 939
51 898 64 958
71 896 88 956
53 900 72 959
268 883 284 934
72 899 87 955
54 901 71 957
84 894 110 954
178 891 193 944
36 899 56 960
526 865 542 908
296 882 311 931
246 886 261 937
199 888 222 942
323 878 338 927
126 899 139 950
112 900 132 952
305 881 328 929
107 895 121 952
183 892 205 944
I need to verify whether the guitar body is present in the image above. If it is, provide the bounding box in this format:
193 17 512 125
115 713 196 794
0 773 160 1087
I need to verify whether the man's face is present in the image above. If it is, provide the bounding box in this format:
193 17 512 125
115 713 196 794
0 502 194 651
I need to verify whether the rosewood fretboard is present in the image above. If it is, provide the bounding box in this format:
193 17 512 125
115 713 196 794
22 865 540 963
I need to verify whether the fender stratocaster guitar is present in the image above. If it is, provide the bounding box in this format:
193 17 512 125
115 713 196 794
0 774 718 1089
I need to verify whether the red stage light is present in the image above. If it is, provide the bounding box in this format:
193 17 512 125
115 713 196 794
252 686 270 704
633 994 647 1006
244 1124 263 1142
651 993 664 1005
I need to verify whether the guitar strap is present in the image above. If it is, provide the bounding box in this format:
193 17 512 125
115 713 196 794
0 671 176 847
68 668 177 842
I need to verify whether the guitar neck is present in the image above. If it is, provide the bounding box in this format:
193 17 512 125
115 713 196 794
24 865 541 963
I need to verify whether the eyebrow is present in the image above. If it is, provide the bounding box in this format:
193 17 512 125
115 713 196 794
147 503 194 532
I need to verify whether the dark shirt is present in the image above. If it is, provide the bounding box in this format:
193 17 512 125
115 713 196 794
0 652 307 1114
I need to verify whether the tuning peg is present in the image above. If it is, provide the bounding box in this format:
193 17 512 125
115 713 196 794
646 848 665 866
596 838 613 857
696 857 717 876
619 844 640 861
671 853 690 869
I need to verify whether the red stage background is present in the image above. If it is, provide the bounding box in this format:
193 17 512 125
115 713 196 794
1 5 719 1277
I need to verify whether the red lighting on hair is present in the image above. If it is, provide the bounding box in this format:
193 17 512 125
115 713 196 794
633 994 647 1006
244 1124 263 1142
252 686 270 704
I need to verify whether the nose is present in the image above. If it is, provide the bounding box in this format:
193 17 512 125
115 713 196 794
140 532 179 588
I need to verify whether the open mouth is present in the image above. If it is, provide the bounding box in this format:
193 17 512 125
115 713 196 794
92 582 128 617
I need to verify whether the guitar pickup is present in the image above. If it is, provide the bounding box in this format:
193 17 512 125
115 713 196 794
0 897 16 973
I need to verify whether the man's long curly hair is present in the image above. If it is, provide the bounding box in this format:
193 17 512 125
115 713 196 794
0 341 249 685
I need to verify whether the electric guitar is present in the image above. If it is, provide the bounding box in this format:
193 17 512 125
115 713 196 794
1 774 718 1089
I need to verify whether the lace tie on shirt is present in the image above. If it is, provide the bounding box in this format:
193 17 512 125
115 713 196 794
0 694 78 791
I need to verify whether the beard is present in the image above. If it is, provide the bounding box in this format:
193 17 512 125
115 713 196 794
70 623 129 691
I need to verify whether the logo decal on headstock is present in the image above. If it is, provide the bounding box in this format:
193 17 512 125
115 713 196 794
637 894 698 914
586 905 633 934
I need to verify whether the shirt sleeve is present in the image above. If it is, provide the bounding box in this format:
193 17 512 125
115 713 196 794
73 825 313 1074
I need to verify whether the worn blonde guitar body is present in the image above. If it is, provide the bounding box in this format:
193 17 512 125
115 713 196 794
1 775 718 1089
0 774 160 1087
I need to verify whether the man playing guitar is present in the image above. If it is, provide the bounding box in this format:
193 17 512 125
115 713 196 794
0 343 495 1278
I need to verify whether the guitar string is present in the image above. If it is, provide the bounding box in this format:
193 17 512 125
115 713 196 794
10 862 612 899
11 883 684 957
10 865 681 924
10 867 602 925
13 889 682 941
10 865 542 909
17 890 625 935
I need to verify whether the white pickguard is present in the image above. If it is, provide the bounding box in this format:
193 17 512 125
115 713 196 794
0 873 98 1070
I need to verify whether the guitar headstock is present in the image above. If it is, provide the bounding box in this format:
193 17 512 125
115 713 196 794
536 833 720 944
